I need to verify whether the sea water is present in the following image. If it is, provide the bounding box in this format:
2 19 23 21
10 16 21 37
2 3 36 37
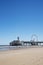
0 44 42 51
0 45 31 51
0 45 18 51
0 45 26 51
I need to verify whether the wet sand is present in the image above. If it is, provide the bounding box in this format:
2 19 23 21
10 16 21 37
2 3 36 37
0 46 43 65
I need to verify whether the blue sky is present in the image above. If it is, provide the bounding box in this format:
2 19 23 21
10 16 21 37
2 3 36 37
0 0 43 45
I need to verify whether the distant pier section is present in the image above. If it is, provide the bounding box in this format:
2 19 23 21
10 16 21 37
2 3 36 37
9 36 43 46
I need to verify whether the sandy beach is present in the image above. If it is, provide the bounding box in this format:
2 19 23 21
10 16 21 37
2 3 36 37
0 46 43 65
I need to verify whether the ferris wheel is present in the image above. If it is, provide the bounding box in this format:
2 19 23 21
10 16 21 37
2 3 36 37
31 34 38 42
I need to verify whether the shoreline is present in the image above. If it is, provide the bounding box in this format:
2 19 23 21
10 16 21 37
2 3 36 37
0 45 43 52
